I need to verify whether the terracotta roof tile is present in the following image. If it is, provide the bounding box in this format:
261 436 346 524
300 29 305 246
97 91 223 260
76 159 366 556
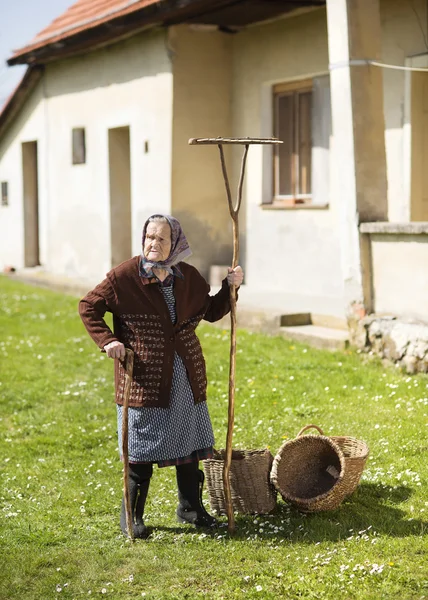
11 0 162 59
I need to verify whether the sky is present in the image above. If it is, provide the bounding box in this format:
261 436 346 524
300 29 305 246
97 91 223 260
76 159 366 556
0 0 74 108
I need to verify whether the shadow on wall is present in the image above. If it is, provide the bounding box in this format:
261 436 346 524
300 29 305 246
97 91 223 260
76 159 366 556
174 209 233 280
44 30 171 98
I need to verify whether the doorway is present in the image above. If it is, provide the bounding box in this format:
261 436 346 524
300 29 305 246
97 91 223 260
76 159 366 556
108 126 132 267
22 141 40 267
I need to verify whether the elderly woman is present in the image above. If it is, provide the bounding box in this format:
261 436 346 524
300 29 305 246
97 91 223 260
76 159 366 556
79 214 243 538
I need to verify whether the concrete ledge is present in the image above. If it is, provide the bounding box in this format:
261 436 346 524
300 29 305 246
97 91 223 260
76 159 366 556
360 221 428 235
280 312 347 330
5 269 350 351
7 269 94 297
280 325 349 351
213 308 283 335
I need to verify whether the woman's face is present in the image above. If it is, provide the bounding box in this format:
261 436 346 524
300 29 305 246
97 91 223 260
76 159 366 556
143 222 172 262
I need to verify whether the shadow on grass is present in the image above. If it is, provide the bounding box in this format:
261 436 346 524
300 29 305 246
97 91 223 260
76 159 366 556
207 483 426 543
120 484 427 543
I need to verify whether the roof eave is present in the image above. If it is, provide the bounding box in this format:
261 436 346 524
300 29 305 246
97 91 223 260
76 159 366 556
7 0 325 66
7 0 234 66
7 22 163 67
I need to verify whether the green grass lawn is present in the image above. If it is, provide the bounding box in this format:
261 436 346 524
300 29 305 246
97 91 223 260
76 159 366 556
0 276 427 600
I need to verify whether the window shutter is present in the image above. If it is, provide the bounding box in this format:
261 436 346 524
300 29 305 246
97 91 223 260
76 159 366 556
311 75 331 206
298 91 312 195
276 94 294 196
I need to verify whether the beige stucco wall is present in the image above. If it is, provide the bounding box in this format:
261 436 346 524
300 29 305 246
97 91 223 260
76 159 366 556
0 81 46 270
170 25 233 278
380 0 428 222
44 30 173 282
2 0 426 320
0 30 173 282
370 234 428 321
230 8 345 317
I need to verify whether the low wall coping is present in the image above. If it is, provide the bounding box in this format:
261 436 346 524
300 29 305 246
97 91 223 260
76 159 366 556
360 221 428 235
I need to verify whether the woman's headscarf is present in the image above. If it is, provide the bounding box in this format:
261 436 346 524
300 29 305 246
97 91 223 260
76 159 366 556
140 214 192 278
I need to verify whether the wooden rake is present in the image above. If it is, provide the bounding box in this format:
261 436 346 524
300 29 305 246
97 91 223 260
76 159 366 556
121 348 135 541
188 137 282 533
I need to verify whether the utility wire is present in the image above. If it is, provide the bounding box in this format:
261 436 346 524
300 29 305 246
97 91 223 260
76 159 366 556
370 60 428 72
329 59 428 73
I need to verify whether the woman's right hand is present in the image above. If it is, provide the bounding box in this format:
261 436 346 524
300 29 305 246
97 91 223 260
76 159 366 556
104 341 126 360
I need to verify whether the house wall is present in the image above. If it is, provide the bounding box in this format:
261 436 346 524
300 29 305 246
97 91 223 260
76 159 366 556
2 0 427 321
170 25 233 278
0 82 46 270
380 0 428 222
0 30 173 282
354 0 428 322
230 8 346 317
370 234 428 321
227 0 428 319
44 30 173 282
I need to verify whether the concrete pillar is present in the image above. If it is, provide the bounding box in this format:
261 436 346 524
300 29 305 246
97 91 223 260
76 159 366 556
326 0 387 317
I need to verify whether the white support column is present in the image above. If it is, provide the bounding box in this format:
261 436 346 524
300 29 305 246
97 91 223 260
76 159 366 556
327 0 388 318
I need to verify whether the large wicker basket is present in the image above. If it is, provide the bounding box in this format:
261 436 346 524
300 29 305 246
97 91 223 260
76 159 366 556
330 432 369 497
203 449 277 515
296 425 369 499
270 425 347 512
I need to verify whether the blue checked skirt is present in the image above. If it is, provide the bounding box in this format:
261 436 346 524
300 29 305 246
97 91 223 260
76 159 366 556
117 281 214 466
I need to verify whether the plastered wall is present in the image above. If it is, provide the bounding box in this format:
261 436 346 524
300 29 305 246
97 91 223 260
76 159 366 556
230 8 345 317
0 82 46 270
170 25 233 278
0 30 173 282
370 233 428 320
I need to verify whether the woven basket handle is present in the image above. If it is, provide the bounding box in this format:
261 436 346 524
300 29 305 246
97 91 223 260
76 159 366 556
297 424 325 437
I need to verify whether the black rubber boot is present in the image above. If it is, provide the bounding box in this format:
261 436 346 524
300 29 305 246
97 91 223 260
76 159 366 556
176 462 218 528
120 463 152 539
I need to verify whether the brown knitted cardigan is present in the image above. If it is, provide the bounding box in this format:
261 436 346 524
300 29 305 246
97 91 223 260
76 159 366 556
79 256 232 408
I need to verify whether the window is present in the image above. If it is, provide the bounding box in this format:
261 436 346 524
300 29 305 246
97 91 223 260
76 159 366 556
72 128 86 164
1 181 8 206
273 80 313 205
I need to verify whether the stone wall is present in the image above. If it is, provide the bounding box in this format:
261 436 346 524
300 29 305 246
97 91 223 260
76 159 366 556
351 316 428 373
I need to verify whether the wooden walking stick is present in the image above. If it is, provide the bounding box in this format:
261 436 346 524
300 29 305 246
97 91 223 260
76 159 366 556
189 137 282 533
121 348 135 540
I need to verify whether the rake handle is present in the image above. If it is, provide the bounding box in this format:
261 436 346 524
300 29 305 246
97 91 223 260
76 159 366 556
189 136 280 534
218 143 249 534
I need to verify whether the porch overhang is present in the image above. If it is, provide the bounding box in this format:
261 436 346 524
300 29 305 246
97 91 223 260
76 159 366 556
8 0 325 66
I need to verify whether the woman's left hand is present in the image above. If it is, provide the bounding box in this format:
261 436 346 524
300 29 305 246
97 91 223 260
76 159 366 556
227 266 244 287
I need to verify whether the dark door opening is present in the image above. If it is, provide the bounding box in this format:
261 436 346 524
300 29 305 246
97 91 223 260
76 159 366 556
108 126 132 267
22 141 40 267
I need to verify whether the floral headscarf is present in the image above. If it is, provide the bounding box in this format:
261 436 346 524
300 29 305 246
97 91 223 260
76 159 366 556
140 214 192 278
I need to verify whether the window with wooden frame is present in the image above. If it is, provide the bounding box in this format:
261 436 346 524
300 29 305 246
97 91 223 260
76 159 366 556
1 181 8 206
72 127 86 165
273 80 313 205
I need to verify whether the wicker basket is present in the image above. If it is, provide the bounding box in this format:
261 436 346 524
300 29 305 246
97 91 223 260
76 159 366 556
330 433 369 497
270 425 347 512
295 425 369 499
203 449 277 515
